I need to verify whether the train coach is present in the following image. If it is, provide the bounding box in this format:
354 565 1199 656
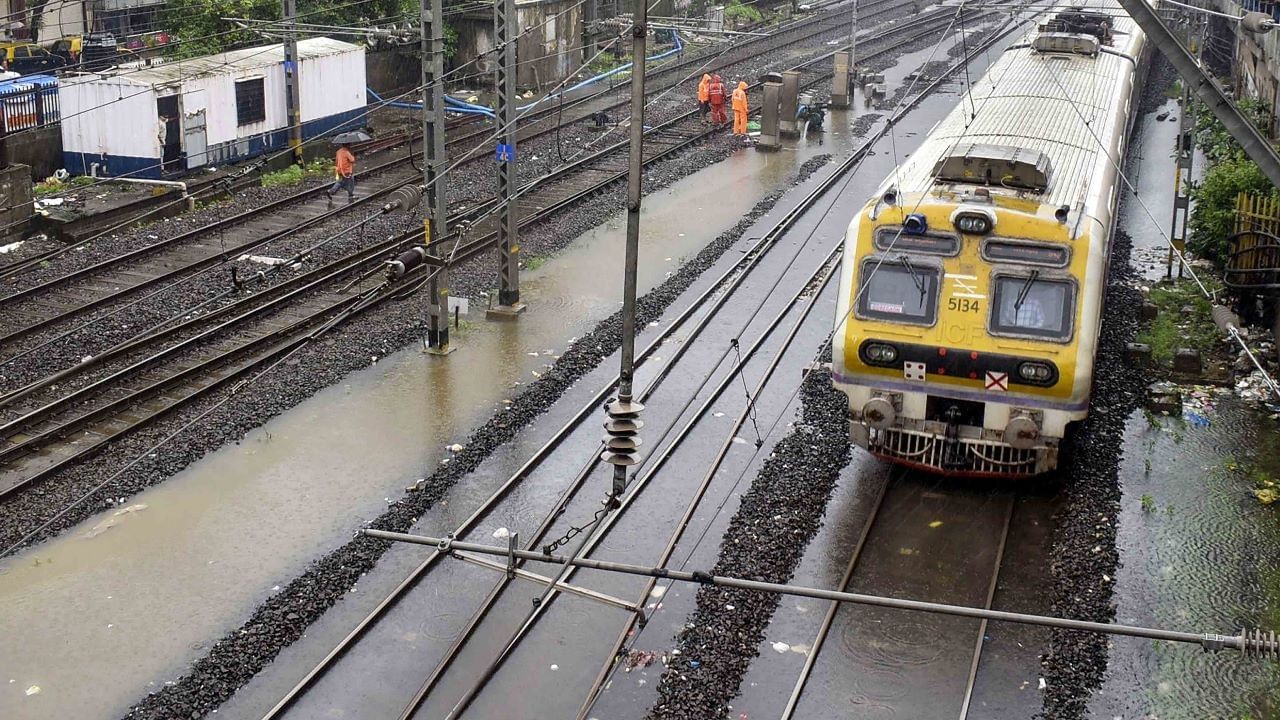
832 2 1146 477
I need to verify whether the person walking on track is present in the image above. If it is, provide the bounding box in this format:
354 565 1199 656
708 74 727 127
698 73 711 121
731 80 749 139
328 143 356 206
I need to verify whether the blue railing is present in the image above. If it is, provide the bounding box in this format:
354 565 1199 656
0 74 59 132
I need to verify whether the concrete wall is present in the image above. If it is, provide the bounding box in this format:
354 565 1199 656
366 47 421 94
0 163 32 243
453 0 583 90
1219 0 1280 136
9 126 60 180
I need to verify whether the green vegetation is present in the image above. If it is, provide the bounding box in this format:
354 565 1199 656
260 159 335 188
585 51 631 76
1140 493 1156 512
724 0 765 24
161 0 457 60
1164 80 1182 99
521 255 548 271
34 175 94 196
1187 98 1278 265
1136 281 1221 366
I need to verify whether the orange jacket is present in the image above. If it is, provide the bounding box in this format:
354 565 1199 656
697 74 711 102
335 146 355 177
708 78 725 105
731 82 748 113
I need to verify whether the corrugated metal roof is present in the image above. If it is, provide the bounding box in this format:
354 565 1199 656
888 0 1139 208
83 37 360 89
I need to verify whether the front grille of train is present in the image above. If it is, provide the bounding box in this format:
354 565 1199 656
868 426 1038 476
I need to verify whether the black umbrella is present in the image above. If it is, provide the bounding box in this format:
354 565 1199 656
331 130 372 145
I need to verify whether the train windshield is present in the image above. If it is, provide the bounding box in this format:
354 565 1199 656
857 259 939 325
990 273 1075 340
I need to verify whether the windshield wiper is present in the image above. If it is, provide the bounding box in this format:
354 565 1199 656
1014 269 1040 313
897 254 926 302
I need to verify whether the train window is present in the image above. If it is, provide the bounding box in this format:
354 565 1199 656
856 258 939 325
989 273 1075 341
874 227 960 255
982 239 1070 267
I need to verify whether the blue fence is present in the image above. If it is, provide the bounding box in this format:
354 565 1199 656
0 74 59 133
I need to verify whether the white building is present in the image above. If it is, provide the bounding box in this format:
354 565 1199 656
60 37 367 178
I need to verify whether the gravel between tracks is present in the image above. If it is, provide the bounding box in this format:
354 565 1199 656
1036 53 1177 718
645 355 852 720
101 153 834 720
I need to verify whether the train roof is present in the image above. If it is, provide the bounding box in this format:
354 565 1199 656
887 0 1141 209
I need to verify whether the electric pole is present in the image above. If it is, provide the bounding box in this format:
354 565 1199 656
283 0 303 166
422 0 453 352
600 0 647 496
488 0 526 318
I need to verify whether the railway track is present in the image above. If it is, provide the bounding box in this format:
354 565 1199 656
247 15 1026 716
0 3 987 501
0 0 889 301
777 475 1016 720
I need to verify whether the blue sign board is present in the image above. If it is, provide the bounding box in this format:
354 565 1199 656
495 143 515 163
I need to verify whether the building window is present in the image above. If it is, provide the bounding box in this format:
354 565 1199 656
235 77 266 125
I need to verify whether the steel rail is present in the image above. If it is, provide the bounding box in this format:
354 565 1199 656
574 250 843 720
0 237 407 497
401 238 844 720
958 496 1015 720
777 472 895 719
373 530 1280 658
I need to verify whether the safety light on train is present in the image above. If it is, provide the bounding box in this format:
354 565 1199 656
864 343 898 364
1017 361 1054 383
953 211 992 235
903 213 928 235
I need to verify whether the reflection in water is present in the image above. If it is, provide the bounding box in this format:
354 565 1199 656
1095 396 1280 719
0 137 835 720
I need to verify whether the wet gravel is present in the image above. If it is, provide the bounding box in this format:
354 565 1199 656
1037 230 1144 718
645 356 852 720
96 154 835 720
1035 54 1180 718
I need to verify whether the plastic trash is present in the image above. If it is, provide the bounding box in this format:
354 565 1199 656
1185 411 1210 428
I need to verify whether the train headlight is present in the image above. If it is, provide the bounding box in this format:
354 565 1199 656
864 342 898 365
1017 361 1055 384
953 212 992 235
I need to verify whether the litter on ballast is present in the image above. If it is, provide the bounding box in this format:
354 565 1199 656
492 527 511 539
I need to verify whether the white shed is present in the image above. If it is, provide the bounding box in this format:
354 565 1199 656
60 37 367 178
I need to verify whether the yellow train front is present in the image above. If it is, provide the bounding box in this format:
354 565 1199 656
831 3 1145 478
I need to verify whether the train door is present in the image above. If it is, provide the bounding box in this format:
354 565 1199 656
157 94 181 173
182 88 208 170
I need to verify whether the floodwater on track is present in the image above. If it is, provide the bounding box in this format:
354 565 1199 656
1092 396 1280 720
1091 89 1280 720
0 134 838 720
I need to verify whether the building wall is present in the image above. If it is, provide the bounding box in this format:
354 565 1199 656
36 0 89 42
454 0 583 90
60 44 367 178
1220 0 1280 136
60 74 160 176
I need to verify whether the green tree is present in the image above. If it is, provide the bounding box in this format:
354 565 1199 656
161 0 419 58
1187 98 1280 265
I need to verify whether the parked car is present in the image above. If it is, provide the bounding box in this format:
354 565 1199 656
50 36 82 65
0 43 66 75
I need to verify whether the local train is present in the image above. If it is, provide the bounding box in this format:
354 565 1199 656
832 2 1146 477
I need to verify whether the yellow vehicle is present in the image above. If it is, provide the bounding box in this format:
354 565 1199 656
832 2 1146 477
0 42 66 75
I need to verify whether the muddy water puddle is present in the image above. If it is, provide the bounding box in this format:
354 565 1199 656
0 137 841 720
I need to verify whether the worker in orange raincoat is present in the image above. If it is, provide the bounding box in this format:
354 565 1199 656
697 73 712 121
708 74 727 127
731 80 749 137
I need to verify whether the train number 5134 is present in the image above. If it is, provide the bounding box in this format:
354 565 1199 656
947 297 981 313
